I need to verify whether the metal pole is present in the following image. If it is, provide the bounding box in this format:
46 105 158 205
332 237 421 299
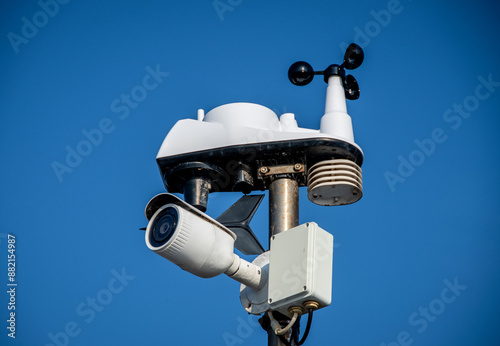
269 178 299 236
268 177 299 346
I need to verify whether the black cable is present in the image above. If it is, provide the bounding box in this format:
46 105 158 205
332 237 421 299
297 309 313 345
291 315 301 344
278 334 293 346
273 309 314 346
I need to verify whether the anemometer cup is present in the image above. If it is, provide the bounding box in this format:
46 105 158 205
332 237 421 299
288 43 364 100
288 61 314 86
342 43 364 70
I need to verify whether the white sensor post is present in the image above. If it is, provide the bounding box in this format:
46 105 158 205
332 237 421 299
320 75 355 143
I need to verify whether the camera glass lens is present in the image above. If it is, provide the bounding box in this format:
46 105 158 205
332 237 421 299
150 207 178 246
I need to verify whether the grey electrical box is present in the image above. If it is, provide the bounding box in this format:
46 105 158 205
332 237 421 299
268 222 333 317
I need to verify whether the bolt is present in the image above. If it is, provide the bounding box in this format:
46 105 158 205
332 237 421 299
294 163 302 171
260 166 269 174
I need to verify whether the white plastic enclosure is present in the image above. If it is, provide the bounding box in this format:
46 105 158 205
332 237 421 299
155 75 365 208
268 222 333 317
145 203 236 278
156 100 362 160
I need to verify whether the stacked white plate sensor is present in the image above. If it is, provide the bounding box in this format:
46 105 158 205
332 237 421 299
307 159 363 206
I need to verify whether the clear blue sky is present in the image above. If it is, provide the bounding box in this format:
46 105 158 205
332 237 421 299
1 0 500 345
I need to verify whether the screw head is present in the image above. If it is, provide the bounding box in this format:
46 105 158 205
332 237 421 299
260 166 269 174
294 163 302 171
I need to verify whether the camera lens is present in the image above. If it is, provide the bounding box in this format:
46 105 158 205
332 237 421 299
150 207 178 246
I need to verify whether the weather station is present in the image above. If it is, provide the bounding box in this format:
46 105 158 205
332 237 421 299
142 43 366 346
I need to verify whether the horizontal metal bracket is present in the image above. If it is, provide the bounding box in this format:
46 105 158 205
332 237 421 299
258 163 305 177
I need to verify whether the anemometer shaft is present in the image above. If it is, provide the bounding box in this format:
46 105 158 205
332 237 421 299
321 75 355 143
324 75 347 114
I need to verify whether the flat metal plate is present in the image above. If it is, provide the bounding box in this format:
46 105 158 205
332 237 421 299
307 182 362 206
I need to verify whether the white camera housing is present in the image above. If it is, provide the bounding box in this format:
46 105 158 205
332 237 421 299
145 193 265 289
145 193 237 278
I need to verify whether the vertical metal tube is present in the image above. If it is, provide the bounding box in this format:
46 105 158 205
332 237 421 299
268 328 284 346
269 178 299 236
268 177 299 346
183 177 210 212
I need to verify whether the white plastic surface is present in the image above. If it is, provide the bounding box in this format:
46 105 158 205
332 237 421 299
145 194 267 286
197 109 204 121
204 102 279 129
146 202 236 279
156 99 362 160
279 113 298 132
268 222 333 317
225 254 265 290
239 251 270 315
320 75 355 143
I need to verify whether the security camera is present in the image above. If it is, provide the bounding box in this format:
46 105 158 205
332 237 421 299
145 193 265 289
146 202 235 278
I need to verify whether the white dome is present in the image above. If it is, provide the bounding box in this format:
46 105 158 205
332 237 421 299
204 102 279 130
